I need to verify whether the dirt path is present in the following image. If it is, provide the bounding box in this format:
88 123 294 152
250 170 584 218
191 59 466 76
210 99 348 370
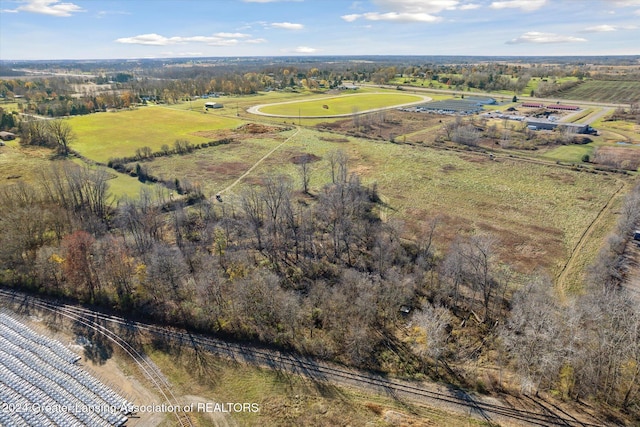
555 179 627 293
217 127 301 195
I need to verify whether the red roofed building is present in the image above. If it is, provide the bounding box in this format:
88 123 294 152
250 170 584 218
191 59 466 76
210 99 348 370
546 104 580 111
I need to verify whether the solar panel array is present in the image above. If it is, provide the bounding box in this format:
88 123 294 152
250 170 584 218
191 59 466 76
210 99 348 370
0 312 131 427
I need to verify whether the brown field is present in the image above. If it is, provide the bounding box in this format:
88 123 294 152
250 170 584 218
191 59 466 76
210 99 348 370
593 145 640 170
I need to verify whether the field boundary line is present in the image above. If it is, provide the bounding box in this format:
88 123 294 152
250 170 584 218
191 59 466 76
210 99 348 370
555 179 627 293
218 127 301 195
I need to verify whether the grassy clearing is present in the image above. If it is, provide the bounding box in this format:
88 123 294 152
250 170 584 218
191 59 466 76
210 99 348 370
257 93 424 117
147 344 491 427
0 143 54 182
69 106 243 163
540 144 594 163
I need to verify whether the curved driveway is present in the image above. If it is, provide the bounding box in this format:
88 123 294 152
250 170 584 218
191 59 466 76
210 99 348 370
247 92 431 118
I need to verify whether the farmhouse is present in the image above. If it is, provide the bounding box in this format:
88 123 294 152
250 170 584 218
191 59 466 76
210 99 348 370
0 131 16 141
205 102 224 109
522 102 544 108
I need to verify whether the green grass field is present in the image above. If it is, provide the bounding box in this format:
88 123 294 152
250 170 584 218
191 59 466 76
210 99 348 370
68 106 243 163
256 93 425 117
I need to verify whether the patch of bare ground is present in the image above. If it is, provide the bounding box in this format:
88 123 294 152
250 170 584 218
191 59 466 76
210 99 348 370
316 110 452 142
319 136 350 143
191 123 288 140
401 209 563 272
236 123 284 134
593 145 640 170
290 153 322 164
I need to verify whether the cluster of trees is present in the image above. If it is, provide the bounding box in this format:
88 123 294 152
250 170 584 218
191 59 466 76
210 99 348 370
532 79 583 98
0 107 18 131
0 156 429 367
18 118 75 155
501 275 640 410
1 149 640 418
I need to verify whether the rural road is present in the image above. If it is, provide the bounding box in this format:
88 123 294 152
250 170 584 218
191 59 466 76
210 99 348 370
246 92 431 118
0 289 606 427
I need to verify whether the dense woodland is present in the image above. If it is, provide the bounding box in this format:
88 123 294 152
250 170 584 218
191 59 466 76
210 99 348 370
1 153 640 418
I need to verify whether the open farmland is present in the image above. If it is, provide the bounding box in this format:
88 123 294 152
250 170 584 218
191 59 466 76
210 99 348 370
68 106 243 163
141 125 622 278
139 126 297 194
254 92 427 117
557 80 640 103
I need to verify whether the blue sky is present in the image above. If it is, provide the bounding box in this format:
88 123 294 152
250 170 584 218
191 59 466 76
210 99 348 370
1 0 639 60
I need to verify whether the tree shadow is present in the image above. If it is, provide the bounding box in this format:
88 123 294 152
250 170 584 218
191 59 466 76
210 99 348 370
72 322 113 365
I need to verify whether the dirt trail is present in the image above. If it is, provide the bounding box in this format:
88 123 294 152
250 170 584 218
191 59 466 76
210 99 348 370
217 127 300 195
555 179 627 293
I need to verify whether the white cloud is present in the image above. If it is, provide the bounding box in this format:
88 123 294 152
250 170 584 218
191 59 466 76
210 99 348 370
116 33 250 46
371 0 459 13
490 0 546 12
1 8 19 13
14 0 84 17
342 0 478 24
611 0 640 6
116 34 172 46
215 32 250 38
96 10 130 18
160 52 204 57
294 46 318 53
341 14 360 22
582 24 617 32
270 22 304 30
506 31 587 44
246 38 268 44
343 11 441 22
580 24 637 33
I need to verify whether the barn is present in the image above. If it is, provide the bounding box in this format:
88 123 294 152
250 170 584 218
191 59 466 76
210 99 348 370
205 102 224 109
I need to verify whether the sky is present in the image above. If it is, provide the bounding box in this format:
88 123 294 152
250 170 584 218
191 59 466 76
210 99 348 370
0 0 639 60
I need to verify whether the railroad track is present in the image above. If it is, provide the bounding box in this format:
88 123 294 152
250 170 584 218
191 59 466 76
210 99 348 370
0 289 193 427
0 289 605 427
